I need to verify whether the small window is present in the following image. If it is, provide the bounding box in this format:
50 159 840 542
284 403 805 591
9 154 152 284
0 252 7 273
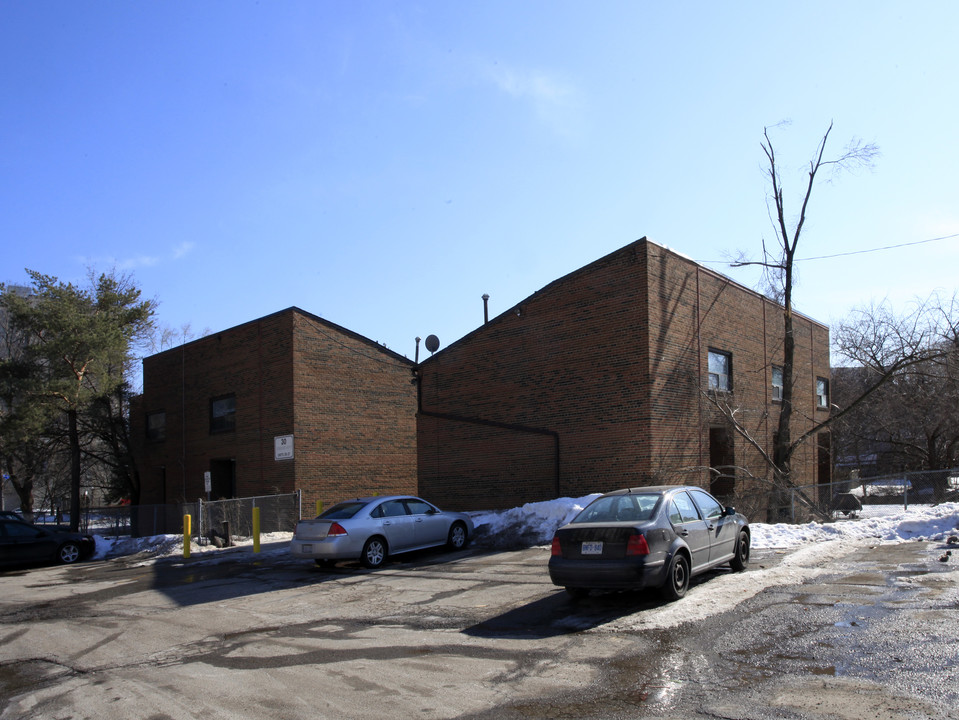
816 377 830 409
210 394 236 434
771 366 783 402
146 411 166 442
708 349 732 392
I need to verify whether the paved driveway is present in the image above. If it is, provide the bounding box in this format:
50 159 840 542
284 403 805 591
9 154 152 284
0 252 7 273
0 538 956 719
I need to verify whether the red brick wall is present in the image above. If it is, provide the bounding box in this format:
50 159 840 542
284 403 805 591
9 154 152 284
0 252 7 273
417 414 557 511
134 308 417 514
418 239 831 507
291 312 417 513
643 244 830 492
418 241 654 505
136 311 296 504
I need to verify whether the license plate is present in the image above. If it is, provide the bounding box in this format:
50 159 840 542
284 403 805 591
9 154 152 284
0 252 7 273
581 541 603 555
302 544 312 553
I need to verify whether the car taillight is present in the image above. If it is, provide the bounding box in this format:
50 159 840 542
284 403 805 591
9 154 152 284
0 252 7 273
327 522 348 537
551 536 562 556
626 533 649 556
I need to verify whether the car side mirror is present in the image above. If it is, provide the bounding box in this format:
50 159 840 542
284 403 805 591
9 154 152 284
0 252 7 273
724 506 737 516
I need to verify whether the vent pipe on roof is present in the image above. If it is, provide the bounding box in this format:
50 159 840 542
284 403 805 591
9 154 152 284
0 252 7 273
482 294 490 324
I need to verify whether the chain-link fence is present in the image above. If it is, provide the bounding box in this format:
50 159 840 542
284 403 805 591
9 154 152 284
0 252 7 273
32 491 302 540
188 493 301 540
786 468 959 522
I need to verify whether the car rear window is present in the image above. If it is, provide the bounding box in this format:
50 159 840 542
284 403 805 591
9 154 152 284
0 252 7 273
572 494 660 523
318 502 367 520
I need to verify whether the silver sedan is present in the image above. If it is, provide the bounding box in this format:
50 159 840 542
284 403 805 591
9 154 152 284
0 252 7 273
290 495 474 569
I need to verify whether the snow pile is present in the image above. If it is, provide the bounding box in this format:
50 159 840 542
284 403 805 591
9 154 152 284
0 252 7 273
753 502 959 549
470 494 600 549
472 495 959 550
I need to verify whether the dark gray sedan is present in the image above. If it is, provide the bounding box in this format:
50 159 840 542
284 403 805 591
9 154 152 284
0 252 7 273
548 485 749 600
0 517 96 568
291 495 474 569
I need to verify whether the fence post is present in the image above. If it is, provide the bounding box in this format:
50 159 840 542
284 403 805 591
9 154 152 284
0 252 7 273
252 507 261 553
183 514 191 558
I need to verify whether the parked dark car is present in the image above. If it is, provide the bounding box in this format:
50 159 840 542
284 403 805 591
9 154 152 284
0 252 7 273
0 517 96 568
291 495 474 569
549 485 749 601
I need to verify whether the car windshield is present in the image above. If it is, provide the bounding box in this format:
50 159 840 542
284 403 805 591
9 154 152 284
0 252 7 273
318 501 368 520
572 493 661 523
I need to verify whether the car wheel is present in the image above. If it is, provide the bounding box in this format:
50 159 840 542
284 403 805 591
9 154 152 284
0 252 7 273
361 536 387 569
661 552 690 601
565 587 589 600
730 530 750 572
447 522 468 550
58 542 82 565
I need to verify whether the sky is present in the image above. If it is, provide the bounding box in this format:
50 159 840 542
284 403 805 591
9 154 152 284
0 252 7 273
2 2 958 373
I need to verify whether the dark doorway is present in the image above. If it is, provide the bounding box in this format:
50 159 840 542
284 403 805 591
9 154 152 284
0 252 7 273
817 433 832 502
709 426 735 497
210 459 236 500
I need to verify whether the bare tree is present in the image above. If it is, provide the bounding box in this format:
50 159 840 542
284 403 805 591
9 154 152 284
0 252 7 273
832 293 959 492
724 123 878 497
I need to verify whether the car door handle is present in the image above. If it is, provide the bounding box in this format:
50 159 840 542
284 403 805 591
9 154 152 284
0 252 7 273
679 529 689 537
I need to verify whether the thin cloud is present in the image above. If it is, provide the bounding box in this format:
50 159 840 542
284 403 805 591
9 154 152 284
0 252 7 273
172 241 195 259
483 62 583 137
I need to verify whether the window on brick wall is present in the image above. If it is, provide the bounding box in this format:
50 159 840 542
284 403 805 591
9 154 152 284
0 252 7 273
708 349 732 392
816 377 830 409
771 366 784 402
146 411 166 442
210 394 236 433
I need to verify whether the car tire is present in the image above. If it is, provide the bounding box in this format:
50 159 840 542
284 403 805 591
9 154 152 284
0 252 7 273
661 552 690 601
58 542 82 565
361 536 387 569
730 530 750 572
447 522 468 550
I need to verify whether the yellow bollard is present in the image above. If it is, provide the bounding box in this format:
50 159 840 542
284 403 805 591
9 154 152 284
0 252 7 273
315 500 323 517
252 507 261 553
183 515 191 559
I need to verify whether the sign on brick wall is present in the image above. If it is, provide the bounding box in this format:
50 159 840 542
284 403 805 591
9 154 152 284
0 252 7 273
274 435 294 461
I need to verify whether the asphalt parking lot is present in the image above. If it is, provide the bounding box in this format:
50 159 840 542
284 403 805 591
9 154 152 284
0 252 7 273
1 538 957 719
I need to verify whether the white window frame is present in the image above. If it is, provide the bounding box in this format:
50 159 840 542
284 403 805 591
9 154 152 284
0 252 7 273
816 377 830 409
708 349 732 392
771 366 784 402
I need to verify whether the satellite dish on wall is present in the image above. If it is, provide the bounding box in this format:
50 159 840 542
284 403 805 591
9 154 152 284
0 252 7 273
425 334 440 353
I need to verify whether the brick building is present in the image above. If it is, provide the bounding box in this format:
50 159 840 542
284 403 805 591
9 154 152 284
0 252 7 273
133 238 830 516
416 238 831 511
133 308 417 512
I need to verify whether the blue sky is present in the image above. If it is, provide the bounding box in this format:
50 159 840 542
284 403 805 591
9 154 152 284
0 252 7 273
2 2 957 369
